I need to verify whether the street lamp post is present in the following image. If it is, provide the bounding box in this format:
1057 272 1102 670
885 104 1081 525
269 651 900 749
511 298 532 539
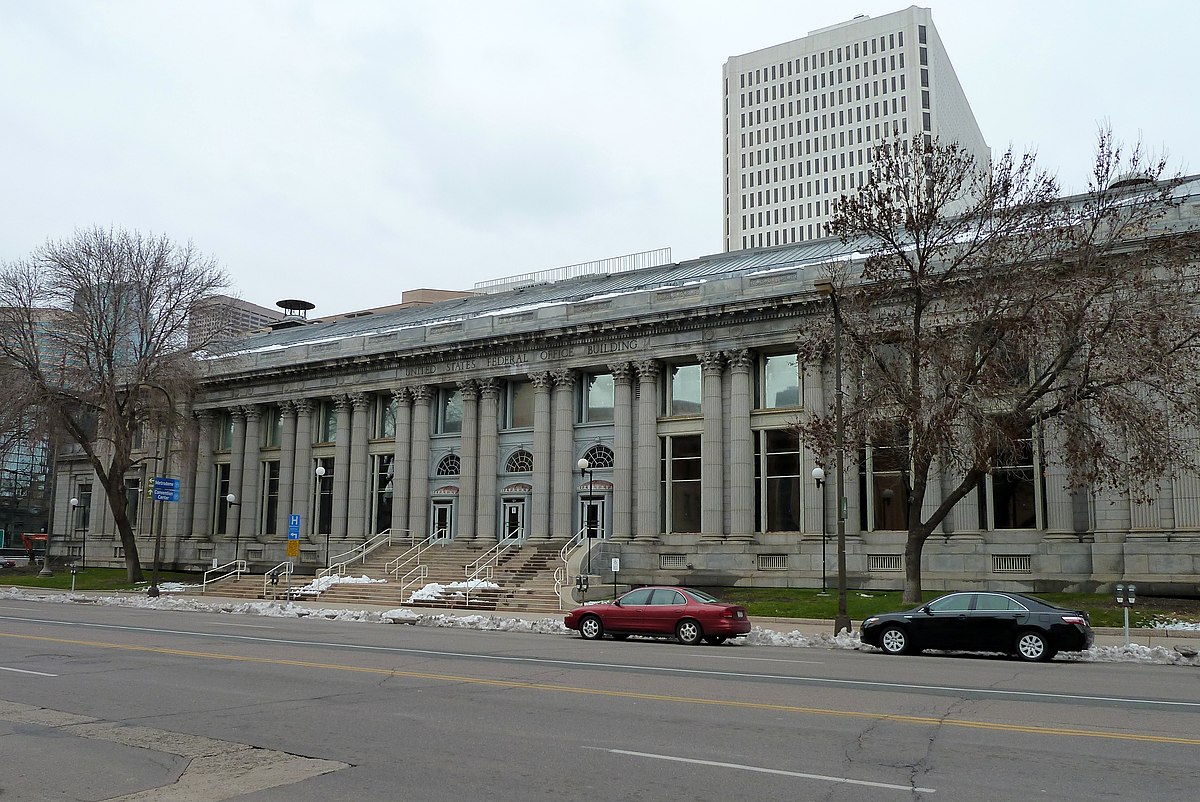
225 494 241 562
576 457 593 577
816 278 851 635
811 467 827 593
69 497 84 570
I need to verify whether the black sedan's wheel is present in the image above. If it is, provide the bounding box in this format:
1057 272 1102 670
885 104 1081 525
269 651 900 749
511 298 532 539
676 619 703 645
578 615 604 640
1015 630 1054 662
703 635 727 645
878 625 911 655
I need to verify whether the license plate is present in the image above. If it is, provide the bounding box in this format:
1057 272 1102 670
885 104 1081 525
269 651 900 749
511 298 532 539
736 610 744 618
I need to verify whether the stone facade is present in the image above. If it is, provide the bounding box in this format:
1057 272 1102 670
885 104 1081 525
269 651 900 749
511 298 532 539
51 191 1200 594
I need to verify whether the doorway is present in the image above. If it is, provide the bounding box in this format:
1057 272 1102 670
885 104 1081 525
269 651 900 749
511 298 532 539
431 500 454 540
501 498 526 542
579 497 606 542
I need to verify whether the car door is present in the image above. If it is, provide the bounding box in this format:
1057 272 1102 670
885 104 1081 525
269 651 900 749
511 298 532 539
971 593 1028 651
910 593 975 650
608 588 654 633
648 588 688 634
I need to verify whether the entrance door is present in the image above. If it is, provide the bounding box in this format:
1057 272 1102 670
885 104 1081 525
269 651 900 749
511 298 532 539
580 497 606 542
431 500 454 541
501 498 526 541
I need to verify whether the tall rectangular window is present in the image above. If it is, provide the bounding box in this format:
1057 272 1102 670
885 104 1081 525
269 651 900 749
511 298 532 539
264 405 283 447
979 420 1040 530
439 388 463 434
859 421 910 532
262 460 280 535
761 354 800 408
217 413 233 450
317 402 337 443
214 463 231 535
314 457 334 535
661 435 702 533
756 429 801 531
581 373 615 423
124 478 141 531
377 395 396 439
373 454 395 533
665 364 702 415
74 483 92 530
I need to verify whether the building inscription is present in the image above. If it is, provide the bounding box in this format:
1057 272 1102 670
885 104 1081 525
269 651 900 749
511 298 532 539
404 339 640 378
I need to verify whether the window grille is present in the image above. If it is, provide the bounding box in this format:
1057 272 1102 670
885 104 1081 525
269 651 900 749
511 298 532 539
757 554 788 571
661 554 688 569
868 554 903 572
581 444 614 469
505 449 534 473
992 554 1032 574
435 454 461 476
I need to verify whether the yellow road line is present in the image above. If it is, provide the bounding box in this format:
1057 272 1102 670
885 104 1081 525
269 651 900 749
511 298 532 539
4 631 1197 746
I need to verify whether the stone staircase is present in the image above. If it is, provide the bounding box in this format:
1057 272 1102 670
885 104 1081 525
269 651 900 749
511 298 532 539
192 537 568 614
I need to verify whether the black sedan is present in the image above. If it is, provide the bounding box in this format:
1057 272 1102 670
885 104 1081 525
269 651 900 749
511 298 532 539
860 591 1093 662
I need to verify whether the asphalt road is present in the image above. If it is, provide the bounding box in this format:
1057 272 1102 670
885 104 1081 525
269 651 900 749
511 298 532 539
0 599 1198 801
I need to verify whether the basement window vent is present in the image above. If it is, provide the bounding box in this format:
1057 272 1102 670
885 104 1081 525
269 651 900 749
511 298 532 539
113 547 125 559
661 554 688 570
868 554 903 572
757 554 788 571
992 554 1032 574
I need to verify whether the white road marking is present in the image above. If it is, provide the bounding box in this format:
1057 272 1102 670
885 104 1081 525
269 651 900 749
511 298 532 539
0 666 57 677
222 622 275 629
591 747 935 793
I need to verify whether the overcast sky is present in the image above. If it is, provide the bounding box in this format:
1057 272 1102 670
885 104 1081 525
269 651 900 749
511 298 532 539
3 1 1196 316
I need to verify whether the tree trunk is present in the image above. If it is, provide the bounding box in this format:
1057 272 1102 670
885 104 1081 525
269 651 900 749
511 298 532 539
902 529 929 604
101 475 143 583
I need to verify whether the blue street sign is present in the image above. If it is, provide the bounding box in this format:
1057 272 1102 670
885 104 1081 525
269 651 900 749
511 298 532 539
151 477 180 502
288 514 301 539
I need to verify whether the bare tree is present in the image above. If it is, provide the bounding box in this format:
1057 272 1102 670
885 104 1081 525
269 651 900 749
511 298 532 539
0 227 230 581
795 129 1200 603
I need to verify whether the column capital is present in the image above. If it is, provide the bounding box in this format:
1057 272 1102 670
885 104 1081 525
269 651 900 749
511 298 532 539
477 377 501 400
551 369 575 390
293 398 314 416
724 349 753 372
333 394 353 412
458 379 479 401
411 385 435 403
528 371 553 391
241 404 263 421
392 387 412 404
279 400 297 416
230 407 247 422
635 360 660 381
349 392 370 410
608 361 634 385
699 351 726 376
193 409 213 424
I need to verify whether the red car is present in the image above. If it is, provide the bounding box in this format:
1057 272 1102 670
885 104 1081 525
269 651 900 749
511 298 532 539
564 586 751 645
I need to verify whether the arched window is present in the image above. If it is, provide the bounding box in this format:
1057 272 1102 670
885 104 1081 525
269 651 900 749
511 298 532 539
505 449 534 473
581 444 614 469
435 454 461 476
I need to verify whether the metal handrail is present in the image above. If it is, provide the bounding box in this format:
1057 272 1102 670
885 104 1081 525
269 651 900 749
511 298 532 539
202 560 247 592
261 561 294 599
399 564 429 603
318 529 399 579
555 526 589 610
428 527 449 543
384 534 428 576
462 529 521 606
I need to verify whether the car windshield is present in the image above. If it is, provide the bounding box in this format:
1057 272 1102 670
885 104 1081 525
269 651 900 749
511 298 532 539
683 588 719 603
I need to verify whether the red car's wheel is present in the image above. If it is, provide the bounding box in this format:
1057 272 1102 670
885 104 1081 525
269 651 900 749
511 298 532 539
579 614 604 640
676 619 703 645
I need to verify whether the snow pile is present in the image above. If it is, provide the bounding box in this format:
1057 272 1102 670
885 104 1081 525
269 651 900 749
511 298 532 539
294 574 386 595
745 627 863 650
408 579 500 602
1149 618 1200 631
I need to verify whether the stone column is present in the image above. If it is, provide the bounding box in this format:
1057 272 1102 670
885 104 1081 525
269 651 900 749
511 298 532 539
347 392 370 539
227 408 246 542
239 405 263 540
699 351 726 539
802 360 826 536
409 386 433 537
476 379 500 540
552 369 575 539
458 380 479 539
529 372 553 539
332 395 352 538
726 349 754 539
635 360 660 539
609 362 634 541
391 389 412 535
276 402 297 536
191 410 214 539
293 400 315 538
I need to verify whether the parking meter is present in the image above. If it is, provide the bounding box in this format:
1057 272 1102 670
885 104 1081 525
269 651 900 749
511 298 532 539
1115 583 1136 643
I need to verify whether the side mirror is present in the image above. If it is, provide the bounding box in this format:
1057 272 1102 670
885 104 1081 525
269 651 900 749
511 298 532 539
919 605 931 615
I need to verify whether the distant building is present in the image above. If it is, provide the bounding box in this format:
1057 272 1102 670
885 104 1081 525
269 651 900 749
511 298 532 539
723 5 989 251
189 295 286 347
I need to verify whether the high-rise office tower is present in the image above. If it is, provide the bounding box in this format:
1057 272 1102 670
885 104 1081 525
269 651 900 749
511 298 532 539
722 6 989 251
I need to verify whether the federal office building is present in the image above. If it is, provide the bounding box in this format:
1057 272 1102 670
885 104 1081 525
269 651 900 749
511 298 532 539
50 180 1200 595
